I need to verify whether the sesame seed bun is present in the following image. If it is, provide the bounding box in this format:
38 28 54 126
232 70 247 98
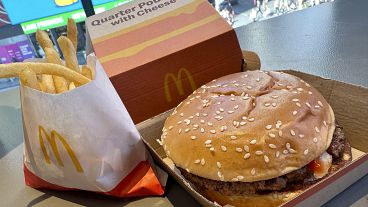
161 71 335 183
203 188 301 207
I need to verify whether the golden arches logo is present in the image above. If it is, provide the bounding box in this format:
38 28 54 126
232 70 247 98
164 68 197 102
39 126 84 173
55 0 78 7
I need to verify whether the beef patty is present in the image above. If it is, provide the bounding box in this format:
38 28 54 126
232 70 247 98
179 125 352 196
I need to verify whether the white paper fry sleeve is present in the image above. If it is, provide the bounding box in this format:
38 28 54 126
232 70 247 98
22 56 148 192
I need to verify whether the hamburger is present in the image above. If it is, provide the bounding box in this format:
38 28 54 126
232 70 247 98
159 71 352 207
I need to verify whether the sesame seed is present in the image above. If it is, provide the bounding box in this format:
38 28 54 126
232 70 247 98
290 129 296 136
292 99 299 102
306 102 312 108
237 175 244 180
217 162 222 168
210 147 215 151
313 137 318 143
210 130 216 134
216 111 221 114
268 133 276 138
248 118 255 122
323 121 327 127
308 91 313 95
193 124 199 128
318 101 324 107
234 83 239 87
231 98 235 101
256 78 260 82
205 140 212 145
184 119 191 125
216 102 221 105
266 125 272 130
296 102 302 107
297 88 304 92
186 101 190 105
243 74 248 78
195 113 200 117
180 113 184 117
240 121 247 126
219 108 224 112
203 113 208 116
283 150 289 154
217 171 222 179
179 128 182 134
272 95 279 99
167 151 170 155
177 121 182 125
234 105 239 109
264 103 271 107
236 148 243 152
244 153 251 159
242 96 249 100
276 151 280 158
276 121 282 129
299 134 305 138
264 155 270 163
231 135 237 140
305 83 311 87
191 136 196 140
287 85 293 89
315 126 320 133
200 128 205 133
286 143 291 149
208 122 213 126
269 144 277 149
194 159 200 164
242 116 247 120
293 111 298 116
278 130 283 137
251 168 256 175
250 139 257 145
246 86 253 89
244 145 250 152
185 128 190 133
228 110 234 114
205 144 212 148
189 116 194 119
221 125 227 132
221 146 227 152
200 119 205 124
304 149 309 155
289 148 297 154
253 102 256 107
272 102 277 107
201 158 205 165
241 92 246 96
255 151 263 155
216 116 224 121
314 105 320 109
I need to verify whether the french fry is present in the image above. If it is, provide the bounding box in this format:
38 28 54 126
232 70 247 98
36 30 54 50
57 36 80 73
40 74 56 93
19 69 41 91
69 82 76 90
67 18 78 50
44 48 69 93
36 30 59 92
81 65 93 80
0 62 91 85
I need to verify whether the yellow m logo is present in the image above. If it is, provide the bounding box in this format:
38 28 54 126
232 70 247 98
55 0 78 7
39 126 84 173
164 68 197 102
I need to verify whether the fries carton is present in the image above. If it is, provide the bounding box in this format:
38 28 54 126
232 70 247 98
21 55 167 197
86 0 243 123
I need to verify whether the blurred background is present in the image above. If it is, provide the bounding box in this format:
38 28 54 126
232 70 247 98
0 0 335 90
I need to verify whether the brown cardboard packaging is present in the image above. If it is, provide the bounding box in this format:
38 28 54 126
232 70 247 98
86 0 243 123
136 69 368 207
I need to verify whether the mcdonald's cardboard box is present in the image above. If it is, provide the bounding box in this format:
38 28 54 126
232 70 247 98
136 70 368 207
85 0 243 123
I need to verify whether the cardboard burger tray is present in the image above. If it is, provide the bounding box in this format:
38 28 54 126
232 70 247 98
136 68 368 207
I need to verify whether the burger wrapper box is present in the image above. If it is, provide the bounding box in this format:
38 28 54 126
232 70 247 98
136 70 368 207
85 0 243 124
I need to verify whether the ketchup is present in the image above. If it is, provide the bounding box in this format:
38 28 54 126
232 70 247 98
308 160 323 174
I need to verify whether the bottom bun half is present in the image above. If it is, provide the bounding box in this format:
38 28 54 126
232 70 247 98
204 189 301 207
